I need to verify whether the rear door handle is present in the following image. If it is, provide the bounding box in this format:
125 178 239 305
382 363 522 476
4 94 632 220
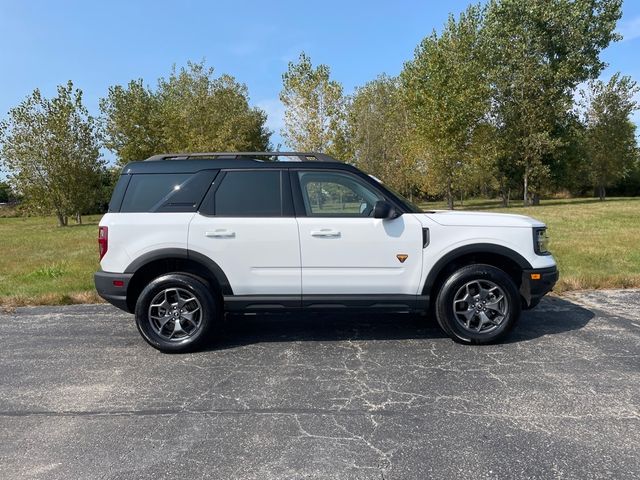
311 229 341 238
205 229 235 238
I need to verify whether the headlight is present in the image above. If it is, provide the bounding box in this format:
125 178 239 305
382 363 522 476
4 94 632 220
533 227 550 255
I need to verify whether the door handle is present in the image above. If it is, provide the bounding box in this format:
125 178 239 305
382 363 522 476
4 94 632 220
311 229 341 238
205 229 235 238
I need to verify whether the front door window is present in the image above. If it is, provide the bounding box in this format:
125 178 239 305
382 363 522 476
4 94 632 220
297 171 383 217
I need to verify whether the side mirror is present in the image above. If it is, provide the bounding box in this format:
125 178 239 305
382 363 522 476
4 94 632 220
373 200 400 219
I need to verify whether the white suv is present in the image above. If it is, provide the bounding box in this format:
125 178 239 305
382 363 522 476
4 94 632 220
95 152 558 352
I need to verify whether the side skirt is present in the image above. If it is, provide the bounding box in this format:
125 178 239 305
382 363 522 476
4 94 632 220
223 295 430 313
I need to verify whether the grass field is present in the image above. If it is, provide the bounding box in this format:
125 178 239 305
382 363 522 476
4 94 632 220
1 197 639 307
427 197 640 292
0 214 103 307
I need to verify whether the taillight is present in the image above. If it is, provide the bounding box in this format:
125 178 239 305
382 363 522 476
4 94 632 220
98 226 108 261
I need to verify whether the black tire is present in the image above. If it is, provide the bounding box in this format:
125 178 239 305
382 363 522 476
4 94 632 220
135 273 219 353
435 264 521 344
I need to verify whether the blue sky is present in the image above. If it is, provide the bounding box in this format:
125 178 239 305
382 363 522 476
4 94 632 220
1 0 639 160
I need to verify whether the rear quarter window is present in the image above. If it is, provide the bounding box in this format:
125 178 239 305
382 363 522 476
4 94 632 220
108 175 130 212
119 170 218 213
118 171 218 213
120 174 190 212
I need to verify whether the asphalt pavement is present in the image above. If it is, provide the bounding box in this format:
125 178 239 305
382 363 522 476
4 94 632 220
0 290 639 479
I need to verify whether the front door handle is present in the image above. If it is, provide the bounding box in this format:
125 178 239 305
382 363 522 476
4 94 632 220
311 229 341 238
205 229 235 238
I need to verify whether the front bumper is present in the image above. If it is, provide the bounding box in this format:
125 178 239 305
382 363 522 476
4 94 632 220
94 271 134 312
519 265 559 308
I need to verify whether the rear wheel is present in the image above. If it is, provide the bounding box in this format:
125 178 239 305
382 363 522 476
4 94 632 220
435 264 521 344
135 273 219 353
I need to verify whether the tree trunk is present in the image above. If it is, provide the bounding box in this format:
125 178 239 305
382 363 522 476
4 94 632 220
532 192 540 206
56 213 67 227
75 212 82 224
523 167 530 206
500 186 510 207
447 182 454 210
598 185 606 201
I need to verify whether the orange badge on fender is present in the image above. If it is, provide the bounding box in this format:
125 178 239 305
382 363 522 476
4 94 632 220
396 254 408 263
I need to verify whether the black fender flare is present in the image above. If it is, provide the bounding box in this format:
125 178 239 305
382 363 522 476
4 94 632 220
125 248 233 295
422 243 532 295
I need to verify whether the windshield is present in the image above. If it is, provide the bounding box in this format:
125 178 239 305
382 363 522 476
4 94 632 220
369 175 423 213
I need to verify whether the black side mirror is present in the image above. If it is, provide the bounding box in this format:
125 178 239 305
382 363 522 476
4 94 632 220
373 200 400 219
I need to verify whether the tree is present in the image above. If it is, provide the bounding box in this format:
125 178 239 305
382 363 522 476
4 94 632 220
157 63 271 154
465 123 503 202
401 4 489 209
0 81 103 226
485 0 622 205
280 52 346 156
583 74 639 200
100 61 270 165
99 79 163 164
545 113 589 195
0 181 12 203
347 74 423 198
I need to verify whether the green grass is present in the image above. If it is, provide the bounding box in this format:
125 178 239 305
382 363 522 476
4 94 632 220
0 215 103 307
0 197 639 306
423 197 640 292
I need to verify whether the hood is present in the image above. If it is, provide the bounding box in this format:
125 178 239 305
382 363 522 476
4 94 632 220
424 210 545 228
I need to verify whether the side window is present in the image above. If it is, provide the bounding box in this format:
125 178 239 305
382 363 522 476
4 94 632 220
120 174 191 213
214 170 282 217
153 170 218 213
297 171 384 217
108 174 130 212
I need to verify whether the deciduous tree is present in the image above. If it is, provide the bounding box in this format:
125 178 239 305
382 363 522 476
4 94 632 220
100 61 270 165
0 181 12 203
0 81 103 226
485 0 622 205
99 79 162 164
347 74 422 198
401 4 489 209
280 53 346 157
583 73 639 200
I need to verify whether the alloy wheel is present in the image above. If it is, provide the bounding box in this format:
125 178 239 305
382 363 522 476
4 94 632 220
148 288 203 341
452 279 508 334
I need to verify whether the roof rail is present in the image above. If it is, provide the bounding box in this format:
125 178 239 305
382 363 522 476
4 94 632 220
144 151 339 162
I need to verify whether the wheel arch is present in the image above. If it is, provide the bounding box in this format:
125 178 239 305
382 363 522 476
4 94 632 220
423 243 532 301
124 249 232 312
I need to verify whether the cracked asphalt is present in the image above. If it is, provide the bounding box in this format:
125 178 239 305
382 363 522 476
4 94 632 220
1 290 639 479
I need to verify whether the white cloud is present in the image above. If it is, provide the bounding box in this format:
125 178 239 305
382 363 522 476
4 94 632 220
618 16 640 42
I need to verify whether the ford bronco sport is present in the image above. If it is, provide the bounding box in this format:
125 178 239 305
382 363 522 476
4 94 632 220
95 152 558 352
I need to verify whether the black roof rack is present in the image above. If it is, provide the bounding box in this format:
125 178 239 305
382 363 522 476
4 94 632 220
144 151 339 163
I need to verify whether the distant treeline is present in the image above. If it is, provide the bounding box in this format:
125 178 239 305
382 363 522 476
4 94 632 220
0 0 638 225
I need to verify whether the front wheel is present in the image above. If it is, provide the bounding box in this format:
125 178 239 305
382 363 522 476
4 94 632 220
135 273 219 353
435 264 521 344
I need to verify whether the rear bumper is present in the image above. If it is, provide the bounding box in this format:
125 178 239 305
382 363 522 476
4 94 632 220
520 265 559 308
94 271 134 313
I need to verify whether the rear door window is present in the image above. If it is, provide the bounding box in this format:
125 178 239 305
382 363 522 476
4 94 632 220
210 170 283 217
